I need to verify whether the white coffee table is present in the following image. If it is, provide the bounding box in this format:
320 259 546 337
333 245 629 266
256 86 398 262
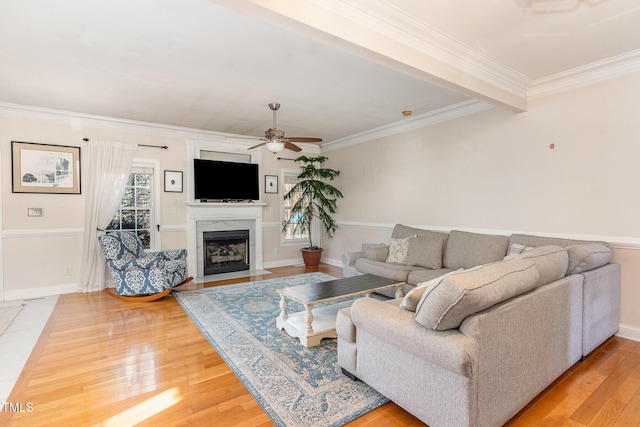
276 274 404 347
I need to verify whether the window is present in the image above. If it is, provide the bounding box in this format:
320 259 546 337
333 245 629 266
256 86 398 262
107 171 153 248
282 172 308 242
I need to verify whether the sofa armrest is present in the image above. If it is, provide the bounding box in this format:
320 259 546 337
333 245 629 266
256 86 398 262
458 274 583 427
342 251 365 277
349 297 478 377
342 251 365 267
580 263 620 355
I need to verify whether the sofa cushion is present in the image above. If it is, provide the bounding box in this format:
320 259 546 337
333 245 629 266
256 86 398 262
566 243 611 274
392 224 434 239
386 235 416 264
406 233 448 269
443 230 510 270
509 234 610 251
407 268 455 286
414 258 540 331
517 245 569 286
355 258 418 282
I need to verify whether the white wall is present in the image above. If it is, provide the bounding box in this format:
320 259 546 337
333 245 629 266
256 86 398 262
0 109 311 299
323 71 640 340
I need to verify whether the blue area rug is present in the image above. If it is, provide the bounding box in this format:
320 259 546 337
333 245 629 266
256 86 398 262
174 272 388 427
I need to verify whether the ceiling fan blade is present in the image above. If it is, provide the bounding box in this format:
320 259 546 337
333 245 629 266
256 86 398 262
248 142 267 150
284 141 303 152
287 137 323 143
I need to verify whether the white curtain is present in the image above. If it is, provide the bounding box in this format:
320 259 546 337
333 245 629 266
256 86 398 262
78 140 138 293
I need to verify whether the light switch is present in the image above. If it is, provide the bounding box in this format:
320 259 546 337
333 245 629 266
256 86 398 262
28 208 44 217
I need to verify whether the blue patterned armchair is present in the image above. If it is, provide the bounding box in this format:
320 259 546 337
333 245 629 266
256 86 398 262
98 231 190 296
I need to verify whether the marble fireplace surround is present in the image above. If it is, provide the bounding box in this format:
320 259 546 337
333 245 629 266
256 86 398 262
187 203 264 281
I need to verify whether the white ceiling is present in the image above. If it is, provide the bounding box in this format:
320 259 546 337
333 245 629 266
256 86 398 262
1 0 639 145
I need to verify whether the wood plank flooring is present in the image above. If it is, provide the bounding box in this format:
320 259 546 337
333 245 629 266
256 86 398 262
1 264 638 426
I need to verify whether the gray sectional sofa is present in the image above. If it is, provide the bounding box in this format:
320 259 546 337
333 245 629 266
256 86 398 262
338 224 620 427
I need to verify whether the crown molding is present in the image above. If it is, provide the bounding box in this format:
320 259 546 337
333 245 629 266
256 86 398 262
0 102 261 145
322 100 492 152
0 102 327 154
529 49 640 98
1 99 485 155
312 0 640 104
311 0 530 100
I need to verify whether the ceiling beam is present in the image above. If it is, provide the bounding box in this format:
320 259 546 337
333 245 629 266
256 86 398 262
210 0 529 112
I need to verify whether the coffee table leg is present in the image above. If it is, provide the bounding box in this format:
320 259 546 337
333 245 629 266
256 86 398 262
304 304 313 334
279 293 288 322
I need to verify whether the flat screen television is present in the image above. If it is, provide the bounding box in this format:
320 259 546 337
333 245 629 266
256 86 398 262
193 159 259 201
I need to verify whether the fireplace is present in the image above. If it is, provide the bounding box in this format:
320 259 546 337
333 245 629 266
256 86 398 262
203 229 250 275
188 201 264 280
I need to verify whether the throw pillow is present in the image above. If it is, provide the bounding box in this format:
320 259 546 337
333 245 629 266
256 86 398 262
401 269 462 312
566 243 611 274
365 246 389 262
518 245 568 286
401 278 440 312
362 242 387 252
414 258 540 331
385 235 416 264
505 243 534 259
405 235 447 269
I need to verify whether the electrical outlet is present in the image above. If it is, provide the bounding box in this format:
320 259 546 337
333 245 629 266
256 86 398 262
64 266 72 275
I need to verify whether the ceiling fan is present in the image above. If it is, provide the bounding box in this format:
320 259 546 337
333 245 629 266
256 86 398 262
248 103 323 153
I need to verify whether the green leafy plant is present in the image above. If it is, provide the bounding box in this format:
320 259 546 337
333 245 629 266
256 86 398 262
283 155 343 249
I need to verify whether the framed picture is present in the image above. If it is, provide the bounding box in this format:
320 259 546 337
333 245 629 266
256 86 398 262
11 141 81 194
265 175 278 194
164 170 183 192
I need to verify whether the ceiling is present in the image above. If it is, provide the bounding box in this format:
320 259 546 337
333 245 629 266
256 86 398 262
1 0 639 145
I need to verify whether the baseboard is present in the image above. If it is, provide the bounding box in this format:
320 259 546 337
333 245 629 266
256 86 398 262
617 324 640 343
264 257 342 269
193 269 272 283
321 257 343 268
263 258 304 269
3 283 77 301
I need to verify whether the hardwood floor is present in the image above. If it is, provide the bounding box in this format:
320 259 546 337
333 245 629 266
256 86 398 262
1 264 638 426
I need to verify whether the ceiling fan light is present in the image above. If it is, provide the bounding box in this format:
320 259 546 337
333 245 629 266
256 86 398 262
265 140 285 153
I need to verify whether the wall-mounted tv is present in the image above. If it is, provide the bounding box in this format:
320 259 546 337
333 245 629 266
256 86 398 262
193 159 259 201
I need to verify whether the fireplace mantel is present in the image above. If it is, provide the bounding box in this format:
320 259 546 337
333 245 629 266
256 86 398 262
186 202 266 208
186 203 264 280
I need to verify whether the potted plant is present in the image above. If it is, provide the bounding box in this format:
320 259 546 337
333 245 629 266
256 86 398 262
283 155 343 268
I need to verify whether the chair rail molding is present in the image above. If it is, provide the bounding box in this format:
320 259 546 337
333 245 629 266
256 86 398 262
2 228 84 239
335 221 640 250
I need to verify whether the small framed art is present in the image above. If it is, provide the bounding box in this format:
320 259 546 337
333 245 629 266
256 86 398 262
164 170 183 192
265 175 278 194
11 141 81 194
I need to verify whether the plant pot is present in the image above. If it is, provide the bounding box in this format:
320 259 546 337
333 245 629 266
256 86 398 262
301 248 323 268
